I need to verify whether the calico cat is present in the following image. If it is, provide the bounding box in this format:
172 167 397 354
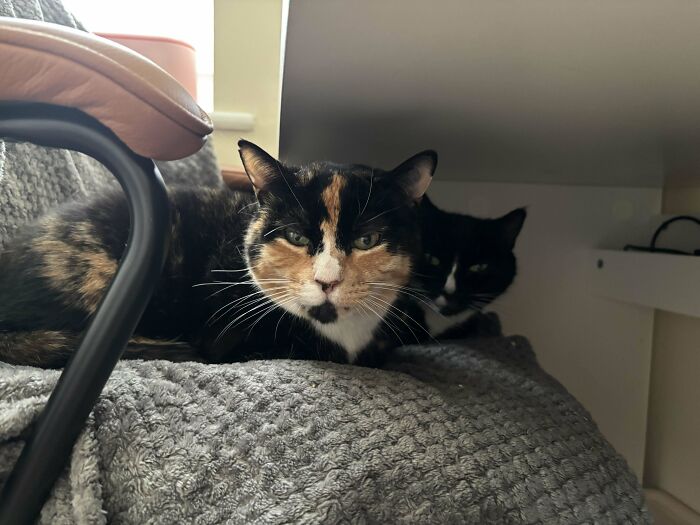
412 196 526 339
0 141 436 368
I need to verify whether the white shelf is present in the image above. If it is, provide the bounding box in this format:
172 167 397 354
590 249 700 318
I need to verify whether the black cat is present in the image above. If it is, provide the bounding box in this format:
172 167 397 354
412 196 526 339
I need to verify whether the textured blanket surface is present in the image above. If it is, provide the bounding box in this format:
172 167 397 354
0 337 649 524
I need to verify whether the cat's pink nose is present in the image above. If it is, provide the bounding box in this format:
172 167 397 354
315 278 341 294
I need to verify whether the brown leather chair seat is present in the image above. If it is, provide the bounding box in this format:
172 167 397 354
0 17 213 160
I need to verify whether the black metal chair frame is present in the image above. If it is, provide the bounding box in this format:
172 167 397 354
0 102 171 525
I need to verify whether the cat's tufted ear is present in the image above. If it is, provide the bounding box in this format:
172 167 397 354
389 150 438 201
497 208 527 249
238 139 283 193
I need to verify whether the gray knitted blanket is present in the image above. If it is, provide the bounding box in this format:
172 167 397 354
0 338 649 524
0 0 649 522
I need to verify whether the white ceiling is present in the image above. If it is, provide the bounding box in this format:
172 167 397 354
280 1 700 186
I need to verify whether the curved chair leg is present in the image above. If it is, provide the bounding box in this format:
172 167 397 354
0 103 170 525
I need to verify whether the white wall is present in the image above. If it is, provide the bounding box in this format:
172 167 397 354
212 0 284 169
646 312 700 513
428 180 662 476
643 183 700 516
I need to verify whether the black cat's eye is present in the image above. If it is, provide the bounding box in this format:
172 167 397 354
353 232 381 250
424 254 441 266
469 263 489 273
284 228 310 247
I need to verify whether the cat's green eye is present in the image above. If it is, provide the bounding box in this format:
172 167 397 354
469 263 489 273
353 232 381 250
284 228 310 247
428 255 441 266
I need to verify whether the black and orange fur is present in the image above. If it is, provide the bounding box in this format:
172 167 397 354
0 141 436 367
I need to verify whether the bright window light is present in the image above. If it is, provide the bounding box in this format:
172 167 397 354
63 0 214 111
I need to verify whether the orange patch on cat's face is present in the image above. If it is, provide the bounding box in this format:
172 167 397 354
334 245 412 308
318 175 345 261
321 175 344 232
252 238 313 298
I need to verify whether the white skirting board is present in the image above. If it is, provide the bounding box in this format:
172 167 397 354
590 250 700 318
645 489 700 525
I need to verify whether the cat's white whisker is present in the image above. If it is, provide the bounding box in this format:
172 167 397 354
366 296 419 343
193 280 263 288
363 299 404 346
210 266 261 274
366 295 420 343
194 280 287 304
367 283 440 313
367 293 439 344
354 301 371 321
273 310 289 342
359 205 403 226
243 302 282 334
214 293 279 345
371 287 435 306
192 281 237 288
206 294 262 326
356 301 390 340
208 288 289 327
238 297 293 338
208 294 278 327
370 284 429 305
205 281 284 299
274 161 306 212
237 201 259 213
358 170 374 218
263 222 298 237
245 296 295 338
365 281 431 296
205 284 239 300
223 292 292 331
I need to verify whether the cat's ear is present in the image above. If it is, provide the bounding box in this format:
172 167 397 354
237 140 283 193
389 150 438 201
497 208 527 249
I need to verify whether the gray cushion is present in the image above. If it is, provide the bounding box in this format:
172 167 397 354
0 337 649 524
